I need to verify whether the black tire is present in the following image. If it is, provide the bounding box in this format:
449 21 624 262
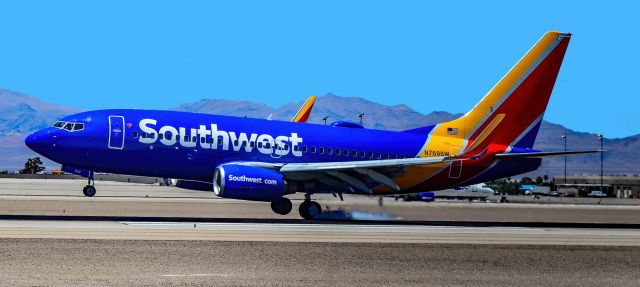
83 185 96 197
270 197 293 215
299 201 322 220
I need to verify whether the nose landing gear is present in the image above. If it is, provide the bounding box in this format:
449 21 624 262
82 176 96 197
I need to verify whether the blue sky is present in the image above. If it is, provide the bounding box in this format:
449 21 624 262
1 0 638 138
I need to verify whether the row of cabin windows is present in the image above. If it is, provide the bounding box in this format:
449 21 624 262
131 131 407 159
306 146 407 160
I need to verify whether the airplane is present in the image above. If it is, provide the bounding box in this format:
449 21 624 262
25 31 599 219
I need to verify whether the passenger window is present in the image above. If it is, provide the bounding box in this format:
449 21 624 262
258 142 263 148
360 151 365 158
133 131 139 138
311 146 317 153
207 138 213 144
294 145 299 151
344 149 350 157
302 146 308 152
200 137 205 143
192 136 197 142
319 147 324 154
351 150 357 157
327 148 333 155
166 133 173 140
141 133 147 138
250 141 255 148
385 154 390 159
150 133 155 139
376 153 382 159
159 133 164 140
234 140 239 146
336 149 341 156
283 144 289 150
368 152 373 159
184 135 189 142
265 143 271 149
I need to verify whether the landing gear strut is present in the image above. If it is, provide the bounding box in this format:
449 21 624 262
299 194 322 220
82 175 96 197
270 197 293 215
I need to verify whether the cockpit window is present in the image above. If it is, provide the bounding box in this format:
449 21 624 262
52 121 85 132
63 122 74 131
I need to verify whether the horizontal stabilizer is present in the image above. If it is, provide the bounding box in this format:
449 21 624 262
495 150 603 159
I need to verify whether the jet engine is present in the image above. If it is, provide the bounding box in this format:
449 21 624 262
213 164 292 201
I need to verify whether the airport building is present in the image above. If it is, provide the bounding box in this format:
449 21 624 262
554 175 640 198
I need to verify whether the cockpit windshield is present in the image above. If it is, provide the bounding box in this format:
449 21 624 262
52 121 85 132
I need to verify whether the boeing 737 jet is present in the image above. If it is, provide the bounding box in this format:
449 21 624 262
26 31 597 219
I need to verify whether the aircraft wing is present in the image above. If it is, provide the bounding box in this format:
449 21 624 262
237 156 457 194
279 156 450 172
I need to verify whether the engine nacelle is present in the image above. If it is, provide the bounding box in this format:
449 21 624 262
213 164 287 201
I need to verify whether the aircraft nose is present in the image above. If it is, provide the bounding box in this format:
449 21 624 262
25 130 53 154
25 133 37 150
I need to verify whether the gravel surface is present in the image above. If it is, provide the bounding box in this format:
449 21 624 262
0 239 639 286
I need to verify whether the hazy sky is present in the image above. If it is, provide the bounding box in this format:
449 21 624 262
1 0 638 137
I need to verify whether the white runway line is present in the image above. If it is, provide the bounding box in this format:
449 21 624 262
161 274 229 277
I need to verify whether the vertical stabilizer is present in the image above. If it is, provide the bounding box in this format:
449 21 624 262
427 31 571 155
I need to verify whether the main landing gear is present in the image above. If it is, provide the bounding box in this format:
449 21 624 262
270 197 293 215
270 194 322 220
299 194 322 220
82 176 96 197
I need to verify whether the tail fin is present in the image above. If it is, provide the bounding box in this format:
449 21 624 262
291 96 317 123
435 31 571 154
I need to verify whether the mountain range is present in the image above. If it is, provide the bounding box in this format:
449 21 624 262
1 87 638 177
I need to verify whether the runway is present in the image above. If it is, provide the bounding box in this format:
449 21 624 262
2 178 640 224
1 220 640 246
1 179 640 286
2 178 640 246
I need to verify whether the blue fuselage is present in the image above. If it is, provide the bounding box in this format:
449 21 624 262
27 109 429 181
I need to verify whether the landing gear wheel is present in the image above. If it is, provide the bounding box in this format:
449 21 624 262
299 201 322 220
270 197 293 215
83 185 96 197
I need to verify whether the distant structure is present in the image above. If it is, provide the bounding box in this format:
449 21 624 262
358 113 365 125
554 175 640 198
